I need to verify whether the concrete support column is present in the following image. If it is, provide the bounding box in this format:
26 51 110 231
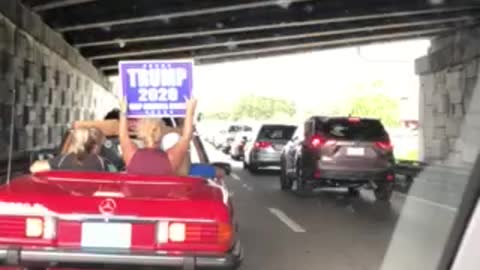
0 0 117 160
415 29 480 166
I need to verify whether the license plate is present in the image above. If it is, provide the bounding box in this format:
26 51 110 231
81 223 132 248
273 144 283 150
346 147 365 156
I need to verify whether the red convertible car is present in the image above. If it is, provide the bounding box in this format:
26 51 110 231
0 120 242 270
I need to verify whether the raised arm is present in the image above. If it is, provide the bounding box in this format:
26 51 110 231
119 99 138 165
167 99 197 173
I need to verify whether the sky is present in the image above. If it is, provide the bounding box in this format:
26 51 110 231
111 38 431 119
194 39 430 116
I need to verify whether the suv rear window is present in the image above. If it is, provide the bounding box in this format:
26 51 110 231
228 125 242 132
320 119 388 141
257 125 296 140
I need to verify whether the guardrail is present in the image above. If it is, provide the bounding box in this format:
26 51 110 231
395 159 428 179
394 159 429 193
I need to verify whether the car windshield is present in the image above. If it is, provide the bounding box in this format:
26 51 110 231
257 125 296 140
228 125 242 132
323 119 388 141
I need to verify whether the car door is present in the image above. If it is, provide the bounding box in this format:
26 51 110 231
286 125 304 172
295 119 316 170
243 128 259 164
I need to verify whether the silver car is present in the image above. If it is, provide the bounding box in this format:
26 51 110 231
243 124 297 173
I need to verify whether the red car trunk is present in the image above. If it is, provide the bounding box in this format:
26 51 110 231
0 171 233 254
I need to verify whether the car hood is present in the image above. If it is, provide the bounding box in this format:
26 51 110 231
0 171 230 221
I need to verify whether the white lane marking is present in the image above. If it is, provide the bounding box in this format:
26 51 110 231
395 192 457 212
231 173 241 181
268 208 306 233
242 183 254 191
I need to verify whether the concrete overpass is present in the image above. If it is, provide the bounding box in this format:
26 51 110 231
1 1 480 269
18 0 480 75
0 0 479 167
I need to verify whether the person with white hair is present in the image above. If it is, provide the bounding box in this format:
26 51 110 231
118 98 197 176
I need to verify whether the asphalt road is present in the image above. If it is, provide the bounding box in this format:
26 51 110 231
205 145 459 270
0 142 460 270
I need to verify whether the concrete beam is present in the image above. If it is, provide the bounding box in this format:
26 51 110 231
87 16 475 60
33 0 97 12
75 6 480 48
56 0 311 32
99 27 451 71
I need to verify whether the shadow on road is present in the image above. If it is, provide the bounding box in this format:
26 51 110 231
248 168 280 176
286 188 400 221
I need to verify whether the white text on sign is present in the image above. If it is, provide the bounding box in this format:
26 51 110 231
138 88 179 102
126 66 187 88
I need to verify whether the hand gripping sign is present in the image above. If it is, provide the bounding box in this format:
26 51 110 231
119 60 193 118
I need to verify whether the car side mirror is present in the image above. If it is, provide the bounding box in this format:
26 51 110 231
212 162 232 175
30 149 56 162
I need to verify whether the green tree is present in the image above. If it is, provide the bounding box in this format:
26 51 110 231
348 94 400 127
204 111 231 120
231 95 296 120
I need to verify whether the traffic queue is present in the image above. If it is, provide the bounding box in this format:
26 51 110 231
206 116 396 201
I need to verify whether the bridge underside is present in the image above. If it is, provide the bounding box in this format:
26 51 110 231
20 0 480 75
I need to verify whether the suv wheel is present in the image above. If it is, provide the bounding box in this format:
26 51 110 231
374 182 393 201
280 162 292 191
294 166 312 197
248 163 259 174
348 187 360 197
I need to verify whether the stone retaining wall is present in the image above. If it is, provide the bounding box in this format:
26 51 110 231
416 27 480 166
0 1 117 160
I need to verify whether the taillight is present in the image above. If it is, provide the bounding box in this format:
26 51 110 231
169 223 186 242
157 221 187 243
310 136 325 148
156 221 169 243
375 141 393 151
348 117 361 123
217 223 233 246
25 217 56 239
156 221 233 245
309 135 336 148
254 141 272 149
43 217 56 239
26 218 43 238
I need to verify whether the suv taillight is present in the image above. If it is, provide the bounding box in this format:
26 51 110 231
254 141 272 149
348 117 361 123
309 135 336 148
375 141 393 151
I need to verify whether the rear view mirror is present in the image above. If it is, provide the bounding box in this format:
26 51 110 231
212 162 232 175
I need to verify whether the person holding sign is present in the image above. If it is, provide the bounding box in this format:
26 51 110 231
118 97 197 176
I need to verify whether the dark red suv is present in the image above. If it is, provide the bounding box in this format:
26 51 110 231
280 116 396 201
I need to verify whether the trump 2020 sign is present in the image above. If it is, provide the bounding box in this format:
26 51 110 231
119 60 193 118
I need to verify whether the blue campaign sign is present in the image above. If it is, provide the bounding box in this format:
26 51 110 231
119 60 193 118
